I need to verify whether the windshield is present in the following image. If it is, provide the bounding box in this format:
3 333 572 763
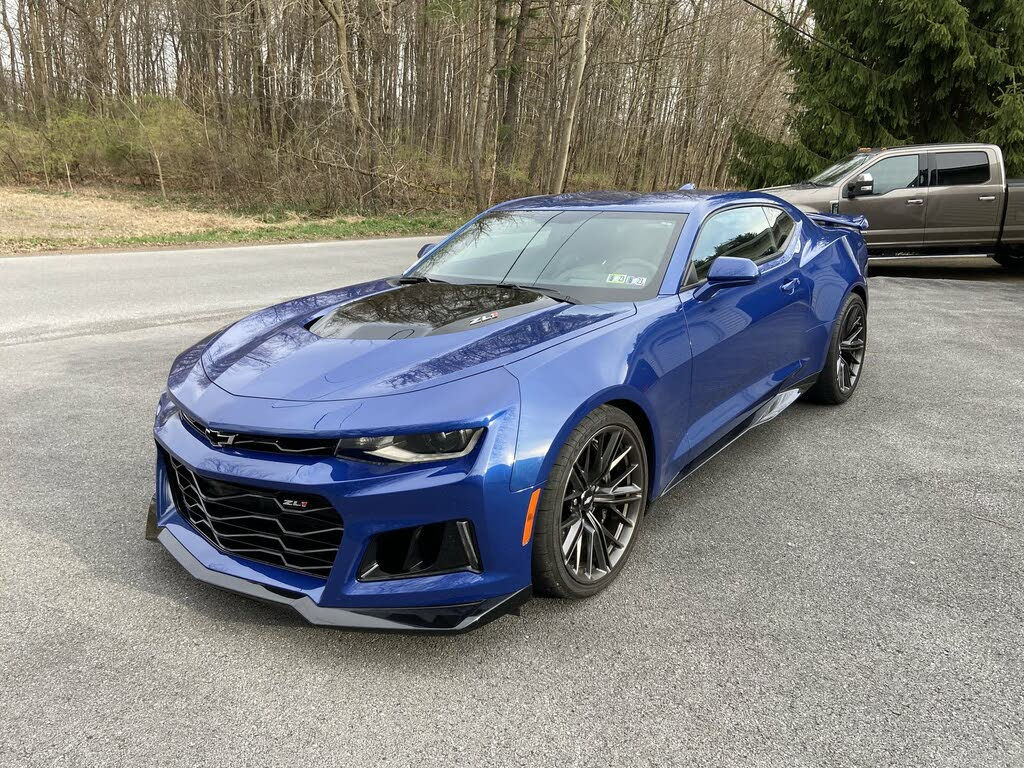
809 152 876 186
407 210 686 302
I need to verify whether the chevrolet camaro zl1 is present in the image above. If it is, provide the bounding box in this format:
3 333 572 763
149 190 869 632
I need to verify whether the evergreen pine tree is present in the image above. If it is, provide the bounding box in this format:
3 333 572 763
731 0 1024 187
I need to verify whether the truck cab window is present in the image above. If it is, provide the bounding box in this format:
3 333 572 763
860 154 921 196
932 152 990 186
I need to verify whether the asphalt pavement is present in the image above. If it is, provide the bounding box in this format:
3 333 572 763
1 244 1021 767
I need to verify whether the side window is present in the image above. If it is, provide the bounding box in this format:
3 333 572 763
860 154 921 196
689 207 775 282
762 207 795 251
933 151 990 186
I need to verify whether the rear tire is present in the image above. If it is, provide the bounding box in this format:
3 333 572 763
532 406 649 599
994 249 1024 272
805 292 867 405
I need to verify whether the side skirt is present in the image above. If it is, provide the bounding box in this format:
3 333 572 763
658 374 818 499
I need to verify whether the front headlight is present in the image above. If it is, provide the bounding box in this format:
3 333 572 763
335 428 484 463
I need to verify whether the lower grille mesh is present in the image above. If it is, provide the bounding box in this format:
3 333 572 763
166 455 343 578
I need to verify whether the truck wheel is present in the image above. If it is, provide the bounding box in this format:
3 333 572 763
994 249 1024 272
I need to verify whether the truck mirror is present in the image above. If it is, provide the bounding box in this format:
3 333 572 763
847 172 874 198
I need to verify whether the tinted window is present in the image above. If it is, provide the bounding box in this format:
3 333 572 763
933 151 990 186
863 154 921 196
762 207 795 250
409 210 686 302
689 207 775 281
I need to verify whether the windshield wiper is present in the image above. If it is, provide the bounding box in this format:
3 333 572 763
397 275 448 284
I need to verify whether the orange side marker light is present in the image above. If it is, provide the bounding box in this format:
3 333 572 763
521 488 542 546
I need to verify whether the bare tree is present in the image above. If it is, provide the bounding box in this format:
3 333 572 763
0 0 803 210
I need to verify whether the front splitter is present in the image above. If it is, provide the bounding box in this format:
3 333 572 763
155 526 530 633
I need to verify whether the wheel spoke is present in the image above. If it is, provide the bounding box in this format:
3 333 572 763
597 516 626 549
562 519 583 558
584 526 596 577
569 464 587 493
605 445 632 477
587 516 611 574
597 429 622 478
608 461 639 490
602 505 635 528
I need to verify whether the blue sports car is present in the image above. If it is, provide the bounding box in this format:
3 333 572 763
149 190 869 632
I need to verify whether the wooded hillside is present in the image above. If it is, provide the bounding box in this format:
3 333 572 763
0 0 798 212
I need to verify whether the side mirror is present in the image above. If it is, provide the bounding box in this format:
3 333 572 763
694 257 759 301
846 172 873 198
416 243 436 260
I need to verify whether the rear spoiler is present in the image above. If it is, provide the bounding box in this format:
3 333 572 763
807 212 869 231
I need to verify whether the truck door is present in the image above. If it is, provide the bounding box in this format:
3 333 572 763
838 152 927 250
924 150 1003 246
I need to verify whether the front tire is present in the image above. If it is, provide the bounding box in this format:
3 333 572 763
805 292 867 405
531 406 649 599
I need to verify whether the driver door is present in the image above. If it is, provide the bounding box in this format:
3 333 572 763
838 152 927 250
679 205 812 460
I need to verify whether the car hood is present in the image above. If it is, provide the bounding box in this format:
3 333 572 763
197 279 632 402
761 183 835 212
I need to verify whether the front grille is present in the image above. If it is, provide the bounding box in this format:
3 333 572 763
180 411 339 456
166 455 343 578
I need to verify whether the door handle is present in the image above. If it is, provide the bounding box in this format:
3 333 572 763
781 277 800 294
979 195 996 201
906 199 924 205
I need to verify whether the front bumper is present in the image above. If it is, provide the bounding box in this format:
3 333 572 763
154 517 530 632
151 377 535 632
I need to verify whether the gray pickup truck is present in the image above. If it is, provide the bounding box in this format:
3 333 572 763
765 142 1024 270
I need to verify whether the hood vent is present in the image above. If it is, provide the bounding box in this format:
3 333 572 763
308 280 554 340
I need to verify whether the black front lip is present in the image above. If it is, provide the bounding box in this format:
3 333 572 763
153 521 530 633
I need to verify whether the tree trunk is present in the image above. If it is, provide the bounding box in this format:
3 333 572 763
470 1 496 210
497 0 530 167
550 0 594 194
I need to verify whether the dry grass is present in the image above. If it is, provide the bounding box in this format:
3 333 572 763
0 185 459 255
0 186 264 253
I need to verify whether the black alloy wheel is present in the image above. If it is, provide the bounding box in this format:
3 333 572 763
805 292 867 405
532 406 649 599
836 301 866 395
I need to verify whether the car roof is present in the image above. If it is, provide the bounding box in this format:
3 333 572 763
491 189 742 215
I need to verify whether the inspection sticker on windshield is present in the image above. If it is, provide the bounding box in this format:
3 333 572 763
606 273 647 287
